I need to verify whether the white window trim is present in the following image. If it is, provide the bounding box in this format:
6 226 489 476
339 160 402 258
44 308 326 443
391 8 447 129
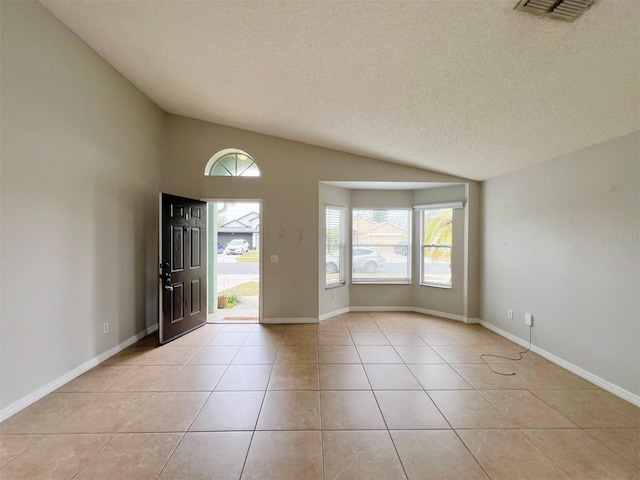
204 148 260 177
418 206 455 289
414 201 464 211
325 205 347 288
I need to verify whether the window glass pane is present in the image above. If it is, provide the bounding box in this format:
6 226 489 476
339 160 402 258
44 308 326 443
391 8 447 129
211 162 232 176
421 208 453 287
240 162 260 177
219 154 237 175
422 246 452 287
206 150 261 177
352 209 411 284
236 156 255 176
326 206 346 287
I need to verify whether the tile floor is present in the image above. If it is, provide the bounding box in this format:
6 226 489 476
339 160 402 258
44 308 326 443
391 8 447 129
1 312 639 479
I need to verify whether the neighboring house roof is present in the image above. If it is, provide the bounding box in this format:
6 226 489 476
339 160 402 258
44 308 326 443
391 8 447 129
221 212 259 229
237 211 259 224
353 217 376 232
221 219 250 228
218 227 256 233
358 222 407 235
220 212 260 233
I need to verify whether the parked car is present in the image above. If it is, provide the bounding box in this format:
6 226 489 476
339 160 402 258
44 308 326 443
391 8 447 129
394 243 408 256
225 239 249 255
217 243 224 254
326 254 340 274
353 247 385 272
326 247 385 274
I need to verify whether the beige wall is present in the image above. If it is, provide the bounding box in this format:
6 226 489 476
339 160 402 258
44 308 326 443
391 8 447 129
0 1 164 412
162 114 471 320
481 132 640 397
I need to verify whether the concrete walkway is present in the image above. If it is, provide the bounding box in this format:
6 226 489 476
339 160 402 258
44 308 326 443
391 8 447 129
208 295 259 323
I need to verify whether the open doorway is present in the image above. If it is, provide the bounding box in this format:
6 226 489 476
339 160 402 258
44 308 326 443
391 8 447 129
207 200 261 323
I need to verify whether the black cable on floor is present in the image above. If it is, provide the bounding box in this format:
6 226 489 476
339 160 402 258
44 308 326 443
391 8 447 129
480 326 532 376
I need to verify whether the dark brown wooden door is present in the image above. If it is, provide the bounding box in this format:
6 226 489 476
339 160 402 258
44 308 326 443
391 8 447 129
159 194 207 344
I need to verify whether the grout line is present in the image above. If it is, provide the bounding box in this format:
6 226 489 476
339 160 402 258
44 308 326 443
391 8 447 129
6 314 638 480
359 328 411 480
237 333 281 480
516 427 581 478
238 428 257 478
69 433 118 480
315 323 326 480
153 431 187 480
377 315 493 480
179 328 258 437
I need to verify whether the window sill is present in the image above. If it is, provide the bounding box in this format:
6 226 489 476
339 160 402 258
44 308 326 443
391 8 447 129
325 283 347 290
420 283 452 289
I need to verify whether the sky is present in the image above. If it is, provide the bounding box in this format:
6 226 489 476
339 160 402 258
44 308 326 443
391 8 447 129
213 201 260 222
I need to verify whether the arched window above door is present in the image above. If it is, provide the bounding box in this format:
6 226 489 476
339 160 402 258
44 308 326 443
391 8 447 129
204 149 260 177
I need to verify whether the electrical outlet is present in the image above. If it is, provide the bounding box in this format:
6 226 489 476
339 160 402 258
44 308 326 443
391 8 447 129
332 291 337 300
103 323 109 334
507 309 513 320
270 255 278 263
525 312 533 327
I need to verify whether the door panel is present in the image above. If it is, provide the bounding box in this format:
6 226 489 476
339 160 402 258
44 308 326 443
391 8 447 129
172 225 184 271
171 283 184 322
160 193 207 344
190 227 201 267
191 279 201 314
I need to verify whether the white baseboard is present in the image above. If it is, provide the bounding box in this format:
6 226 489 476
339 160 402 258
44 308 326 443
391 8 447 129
479 320 640 408
412 309 479 324
322 306 470 323
350 306 414 312
414 307 465 322
262 317 318 324
0 324 159 423
318 307 350 321
325 306 477 324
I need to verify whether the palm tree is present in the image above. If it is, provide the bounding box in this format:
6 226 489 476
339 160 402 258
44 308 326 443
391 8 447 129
423 209 452 262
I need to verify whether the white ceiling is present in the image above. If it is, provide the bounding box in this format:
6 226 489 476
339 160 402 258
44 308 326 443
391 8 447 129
40 0 639 181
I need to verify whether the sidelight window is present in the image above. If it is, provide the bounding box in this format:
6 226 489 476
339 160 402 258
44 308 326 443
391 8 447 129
325 206 346 287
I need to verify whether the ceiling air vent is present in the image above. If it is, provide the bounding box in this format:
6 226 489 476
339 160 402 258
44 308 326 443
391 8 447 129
514 0 598 22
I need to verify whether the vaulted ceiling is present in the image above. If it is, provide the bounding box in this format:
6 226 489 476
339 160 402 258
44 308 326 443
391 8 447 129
40 0 639 180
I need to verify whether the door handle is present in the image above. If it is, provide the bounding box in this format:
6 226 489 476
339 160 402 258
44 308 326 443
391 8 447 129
160 271 173 291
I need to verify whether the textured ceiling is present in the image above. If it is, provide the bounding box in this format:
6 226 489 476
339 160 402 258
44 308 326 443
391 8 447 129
39 0 639 181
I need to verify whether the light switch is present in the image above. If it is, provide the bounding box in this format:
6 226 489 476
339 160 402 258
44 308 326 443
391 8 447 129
270 255 278 263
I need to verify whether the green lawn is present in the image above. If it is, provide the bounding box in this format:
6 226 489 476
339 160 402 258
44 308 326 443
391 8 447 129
220 280 259 296
235 251 260 263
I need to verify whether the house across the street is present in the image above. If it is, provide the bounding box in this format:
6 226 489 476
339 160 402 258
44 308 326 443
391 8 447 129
218 211 260 250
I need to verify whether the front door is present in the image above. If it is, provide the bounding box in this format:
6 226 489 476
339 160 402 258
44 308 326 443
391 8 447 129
159 193 207 344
